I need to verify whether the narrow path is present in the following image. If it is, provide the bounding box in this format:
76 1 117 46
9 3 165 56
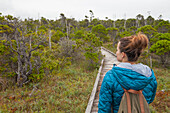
86 47 119 113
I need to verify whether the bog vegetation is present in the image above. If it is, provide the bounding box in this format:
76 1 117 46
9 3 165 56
0 11 169 112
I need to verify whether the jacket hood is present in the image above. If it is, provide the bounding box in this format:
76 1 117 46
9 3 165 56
111 63 154 90
117 63 152 77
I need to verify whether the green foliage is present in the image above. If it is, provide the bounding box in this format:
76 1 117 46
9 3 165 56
48 47 71 65
129 26 137 30
0 42 6 54
0 40 17 79
155 20 170 33
58 37 78 59
91 18 101 26
150 33 170 66
151 33 170 44
5 15 14 20
40 17 48 25
74 39 85 49
150 33 162 43
28 47 72 82
74 30 85 39
106 27 118 41
84 49 98 62
150 40 170 55
119 31 132 38
119 26 125 32
83 33 103 47
51 30 64 43
0 24 14 34
106 27 118 33
115 19 125 28
137 25 157 39
92 24 109 42
83 33 102 69
38 25 48 32
92 24 107 35
158 33 170 41
29 73 44 82
126 19 136 28
146 16 155 26
79 19 89 28
129 26 137 34
88 25 93 29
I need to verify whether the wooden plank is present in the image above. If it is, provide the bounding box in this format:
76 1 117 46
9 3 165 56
93 102 98 107
104 68 112 69
91 107 98 112
86 47 118 113
104 64 114 65
94 99 99 103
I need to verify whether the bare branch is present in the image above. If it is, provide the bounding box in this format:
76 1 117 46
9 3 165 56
29 84 38 97
9 39 19 54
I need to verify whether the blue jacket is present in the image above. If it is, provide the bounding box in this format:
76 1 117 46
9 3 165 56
98 63 157 113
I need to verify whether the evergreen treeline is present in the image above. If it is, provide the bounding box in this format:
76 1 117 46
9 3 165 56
0 12 170 89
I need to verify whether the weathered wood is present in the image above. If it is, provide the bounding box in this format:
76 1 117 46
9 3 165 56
101 46 117 56
86 47 119 113
94 99 99 103
92 107 98 112
85 59 104 113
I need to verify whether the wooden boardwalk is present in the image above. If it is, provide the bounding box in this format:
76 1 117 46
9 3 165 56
85 47 119 113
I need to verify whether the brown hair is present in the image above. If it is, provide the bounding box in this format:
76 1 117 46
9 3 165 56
119 32 148 62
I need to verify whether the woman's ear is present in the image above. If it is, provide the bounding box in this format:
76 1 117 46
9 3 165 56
121 52 126 58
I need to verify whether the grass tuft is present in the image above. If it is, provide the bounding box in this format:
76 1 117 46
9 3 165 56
0 62 98 112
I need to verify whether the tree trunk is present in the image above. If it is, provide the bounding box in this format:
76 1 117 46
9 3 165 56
17 55 21 86
148 42 152 68
150 56 152 68
36 26 38 34
30 35 32 50
65 20 69 39
113 21 115 28
124 20 126 31
68 23 70 36
136 19 139 28
49 29 51 50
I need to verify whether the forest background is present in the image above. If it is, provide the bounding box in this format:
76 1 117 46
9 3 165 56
0 11 169 112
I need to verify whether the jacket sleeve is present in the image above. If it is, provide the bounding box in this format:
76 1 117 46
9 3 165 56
143 70 158 104
98 72 113 113
149 70 157 104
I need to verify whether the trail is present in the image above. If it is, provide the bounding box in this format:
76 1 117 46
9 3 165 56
86 47 119 113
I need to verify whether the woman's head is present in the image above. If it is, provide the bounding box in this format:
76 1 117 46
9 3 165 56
116 32 148 62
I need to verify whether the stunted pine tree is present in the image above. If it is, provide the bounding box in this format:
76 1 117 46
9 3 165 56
150 33 170 66
1 16 46 87
83 33 103 69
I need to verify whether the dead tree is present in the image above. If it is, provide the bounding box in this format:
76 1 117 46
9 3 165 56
2 18 45 87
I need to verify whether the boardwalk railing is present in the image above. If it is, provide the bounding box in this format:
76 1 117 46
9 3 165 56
101 47 117 57
85 47 118 113
85 59 104 113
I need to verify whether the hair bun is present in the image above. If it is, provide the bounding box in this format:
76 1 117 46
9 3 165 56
132 32 148 51
119 32 148 62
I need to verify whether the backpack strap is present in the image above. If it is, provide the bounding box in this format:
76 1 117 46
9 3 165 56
123 88 145 113
123 88 131 113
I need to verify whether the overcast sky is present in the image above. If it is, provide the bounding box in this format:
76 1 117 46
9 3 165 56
0 0 170 20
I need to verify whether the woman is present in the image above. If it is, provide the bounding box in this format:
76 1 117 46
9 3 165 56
98 32 157 113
